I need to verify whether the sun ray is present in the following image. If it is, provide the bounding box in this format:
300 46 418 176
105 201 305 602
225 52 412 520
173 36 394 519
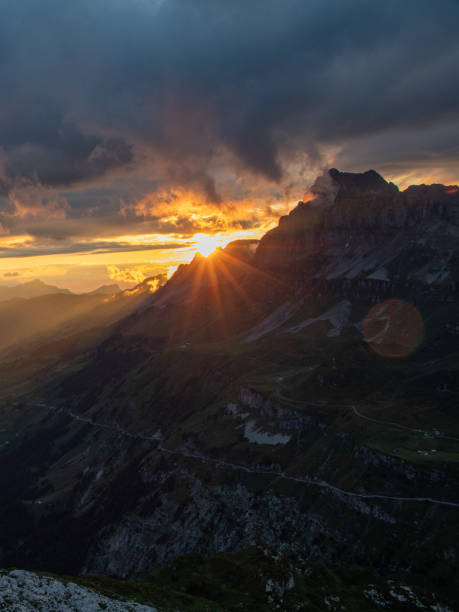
218 248 288 290
215 253 263 318
174 255 207 344
207 254 231 339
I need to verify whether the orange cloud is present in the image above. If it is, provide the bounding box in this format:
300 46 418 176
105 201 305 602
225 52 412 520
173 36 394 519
119 185 280 237
8 182 70 219
107 265 145 284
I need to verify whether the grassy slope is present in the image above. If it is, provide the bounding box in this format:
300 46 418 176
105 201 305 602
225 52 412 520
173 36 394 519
31 545 456 611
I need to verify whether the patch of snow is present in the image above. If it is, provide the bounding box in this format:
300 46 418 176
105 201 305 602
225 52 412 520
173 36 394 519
368 267 389 281
325 250 382 280
244 420 291 445
287 300 351 338
244 302 300 343
0 569 157 611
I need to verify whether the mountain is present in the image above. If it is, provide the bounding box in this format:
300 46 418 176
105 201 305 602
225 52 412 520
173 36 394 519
255 168 459 286
0 169 458 609
85 283 121 295
0 278 161 396
0 279 72 301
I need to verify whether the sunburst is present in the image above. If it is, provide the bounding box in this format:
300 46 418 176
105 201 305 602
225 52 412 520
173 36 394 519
192 233 228 257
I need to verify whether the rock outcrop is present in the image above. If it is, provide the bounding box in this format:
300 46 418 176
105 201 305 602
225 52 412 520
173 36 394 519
255 169 459 287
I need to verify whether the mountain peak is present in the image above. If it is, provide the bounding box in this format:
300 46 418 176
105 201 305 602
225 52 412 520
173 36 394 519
22 279 47 287
85 284 121 296
328 168 397 195
255 168 459 278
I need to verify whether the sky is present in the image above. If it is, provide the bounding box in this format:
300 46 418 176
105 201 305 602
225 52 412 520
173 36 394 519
0 0 458 291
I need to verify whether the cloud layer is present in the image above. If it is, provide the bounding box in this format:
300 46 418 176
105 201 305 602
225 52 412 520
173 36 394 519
0 0 458 255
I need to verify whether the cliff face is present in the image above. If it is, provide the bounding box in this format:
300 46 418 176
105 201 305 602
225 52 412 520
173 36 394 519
255 169 459 286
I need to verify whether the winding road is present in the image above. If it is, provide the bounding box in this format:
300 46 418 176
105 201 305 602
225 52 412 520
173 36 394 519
351 405 459 442
274 393 459 442
62 406 459 509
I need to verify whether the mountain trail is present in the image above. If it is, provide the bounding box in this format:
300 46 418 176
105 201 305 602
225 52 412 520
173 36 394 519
53 405 459 509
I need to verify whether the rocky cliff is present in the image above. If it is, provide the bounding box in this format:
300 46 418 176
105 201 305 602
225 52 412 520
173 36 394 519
255 169 459 288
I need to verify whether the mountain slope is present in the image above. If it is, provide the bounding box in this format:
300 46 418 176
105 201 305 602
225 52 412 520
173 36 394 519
0 169 458 609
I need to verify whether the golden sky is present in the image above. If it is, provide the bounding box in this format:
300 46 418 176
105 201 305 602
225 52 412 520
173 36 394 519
1 166 458 292
0 180 288 292
1 3 458 292
0 229 267 292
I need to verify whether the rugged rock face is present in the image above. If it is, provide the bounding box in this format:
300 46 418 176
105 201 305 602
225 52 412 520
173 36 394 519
0 570 156 611
255 169 459 286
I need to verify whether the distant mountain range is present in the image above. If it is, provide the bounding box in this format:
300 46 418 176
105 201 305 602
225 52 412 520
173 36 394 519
84 283 121 296
0 169 458 609
0 279 122 302
0 279 72 301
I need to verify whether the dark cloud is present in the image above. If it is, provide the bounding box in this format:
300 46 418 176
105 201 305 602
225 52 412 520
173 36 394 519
334 120 459 179
2 125 133 188
0 0 458 206
0 240 187 259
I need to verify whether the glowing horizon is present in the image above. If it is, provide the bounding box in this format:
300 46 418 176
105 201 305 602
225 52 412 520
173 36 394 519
0 226 270 293
1 171 458 292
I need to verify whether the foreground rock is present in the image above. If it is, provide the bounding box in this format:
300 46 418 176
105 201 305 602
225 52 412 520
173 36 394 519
0 570 156 612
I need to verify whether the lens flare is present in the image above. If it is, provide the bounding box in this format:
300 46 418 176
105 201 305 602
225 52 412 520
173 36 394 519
363 299 424 358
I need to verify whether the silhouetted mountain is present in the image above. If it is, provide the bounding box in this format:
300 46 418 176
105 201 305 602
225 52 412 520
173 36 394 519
0 279 72 301
0 170 458 609
0 276 160 365
85 284 121 296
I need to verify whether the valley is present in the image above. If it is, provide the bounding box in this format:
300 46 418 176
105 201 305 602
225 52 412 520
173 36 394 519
0 169 458 609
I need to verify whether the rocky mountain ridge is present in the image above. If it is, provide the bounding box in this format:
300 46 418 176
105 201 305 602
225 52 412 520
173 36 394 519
0 279 72 301
255 169 459 288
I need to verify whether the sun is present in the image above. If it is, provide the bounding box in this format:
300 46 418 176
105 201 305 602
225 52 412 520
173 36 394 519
192 233 229 257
